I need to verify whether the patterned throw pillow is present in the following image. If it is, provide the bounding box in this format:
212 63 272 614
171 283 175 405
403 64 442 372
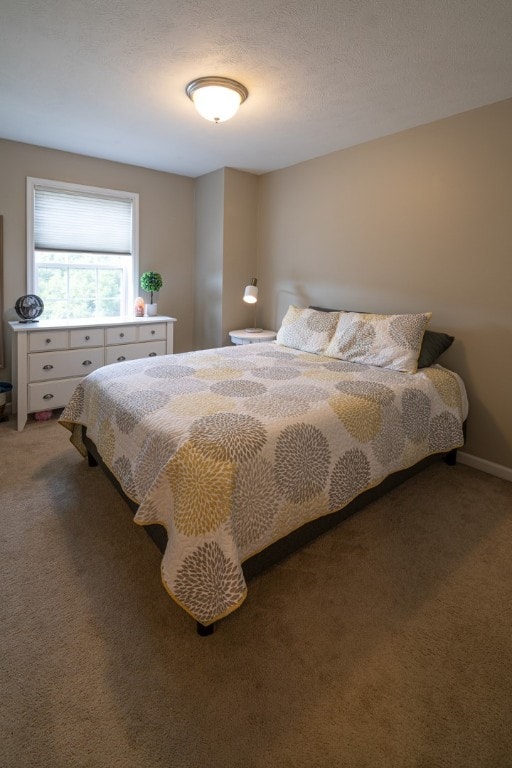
324 311 432 373
276 305 340 354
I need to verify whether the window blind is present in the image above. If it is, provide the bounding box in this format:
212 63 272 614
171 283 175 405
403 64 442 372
34 187 133 254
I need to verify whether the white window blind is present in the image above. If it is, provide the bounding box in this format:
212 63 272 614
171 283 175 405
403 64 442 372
27 178 139 320
34 187 133 254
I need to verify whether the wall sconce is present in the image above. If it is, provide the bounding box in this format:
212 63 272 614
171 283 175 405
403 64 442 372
186 76 249 123
243 278 262 332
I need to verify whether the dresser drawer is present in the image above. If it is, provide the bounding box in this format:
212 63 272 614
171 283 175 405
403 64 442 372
69 327 104 348
29 347 104 381
138 323 166 342
29 330 69 352
105 325 137 345
28 377 84 411
105 340 166 365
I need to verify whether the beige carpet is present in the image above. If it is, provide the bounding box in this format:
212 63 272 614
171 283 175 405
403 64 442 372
1 414 511 768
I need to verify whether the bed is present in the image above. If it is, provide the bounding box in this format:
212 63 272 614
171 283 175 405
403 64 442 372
60 306 468 634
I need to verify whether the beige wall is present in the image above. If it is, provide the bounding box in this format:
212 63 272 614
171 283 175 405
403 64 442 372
194 169 225 349
194 167 258 350
257 99 512 469
222 168 259 343
0 138 195 383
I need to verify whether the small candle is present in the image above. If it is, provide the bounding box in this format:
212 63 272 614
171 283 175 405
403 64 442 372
134 297 145 317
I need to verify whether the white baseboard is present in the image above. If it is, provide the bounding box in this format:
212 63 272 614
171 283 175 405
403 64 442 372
457 451 512 483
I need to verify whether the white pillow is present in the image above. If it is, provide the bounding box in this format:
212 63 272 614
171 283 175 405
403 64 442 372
276 305 340 354
324 311 432 373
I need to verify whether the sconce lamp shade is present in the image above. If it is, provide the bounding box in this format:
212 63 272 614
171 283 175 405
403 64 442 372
243 278 261 332
243 278 258 304
186 77 248 123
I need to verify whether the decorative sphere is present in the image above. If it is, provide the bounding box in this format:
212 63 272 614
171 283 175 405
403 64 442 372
15 294 44 322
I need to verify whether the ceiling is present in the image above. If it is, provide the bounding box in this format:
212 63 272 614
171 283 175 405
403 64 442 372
1 0 512 178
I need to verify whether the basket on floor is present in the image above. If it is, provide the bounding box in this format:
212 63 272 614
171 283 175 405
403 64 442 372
0 382 13 417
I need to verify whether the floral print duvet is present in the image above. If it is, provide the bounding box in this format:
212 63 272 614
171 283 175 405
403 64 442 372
60 342 468 626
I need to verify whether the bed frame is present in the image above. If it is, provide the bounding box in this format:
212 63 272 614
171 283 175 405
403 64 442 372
82 426 462 636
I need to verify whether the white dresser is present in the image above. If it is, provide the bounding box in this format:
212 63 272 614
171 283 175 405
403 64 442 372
9 315 176 431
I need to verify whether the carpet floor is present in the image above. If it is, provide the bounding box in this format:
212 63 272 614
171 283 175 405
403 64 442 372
1 414 511 768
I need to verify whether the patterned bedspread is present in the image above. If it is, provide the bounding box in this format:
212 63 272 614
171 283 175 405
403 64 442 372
60 342 468 625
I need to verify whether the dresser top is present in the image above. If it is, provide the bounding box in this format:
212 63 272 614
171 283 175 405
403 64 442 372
9 315 177 332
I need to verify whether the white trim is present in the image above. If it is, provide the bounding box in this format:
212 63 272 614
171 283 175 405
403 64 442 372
458 451 512 483
26 176 139 310
131 191 139 310
26 179 35 292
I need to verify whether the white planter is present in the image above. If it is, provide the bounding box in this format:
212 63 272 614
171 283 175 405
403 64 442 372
146 303 158 316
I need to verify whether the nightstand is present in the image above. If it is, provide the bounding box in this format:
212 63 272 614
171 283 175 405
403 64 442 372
229 329 277 345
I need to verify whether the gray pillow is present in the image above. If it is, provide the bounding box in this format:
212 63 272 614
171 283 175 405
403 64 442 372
417 330 454 368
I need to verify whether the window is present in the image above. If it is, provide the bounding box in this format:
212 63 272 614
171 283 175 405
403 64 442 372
27 178 139 320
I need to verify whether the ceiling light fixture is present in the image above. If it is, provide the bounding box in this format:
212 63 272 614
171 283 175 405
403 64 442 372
186 76 248 123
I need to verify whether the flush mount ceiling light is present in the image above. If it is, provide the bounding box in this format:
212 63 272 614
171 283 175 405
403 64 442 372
186 76 248 123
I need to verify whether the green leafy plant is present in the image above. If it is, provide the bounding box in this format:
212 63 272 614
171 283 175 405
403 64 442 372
140 271 163 304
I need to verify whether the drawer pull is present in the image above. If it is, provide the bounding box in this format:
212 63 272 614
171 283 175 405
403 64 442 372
43 393 54 400
151 330 155 335
82 360 92 366
46 338 52 344
149 352 157 357
117 355 126 362
43 364 54 371
120 332 125 338
85 335 90 341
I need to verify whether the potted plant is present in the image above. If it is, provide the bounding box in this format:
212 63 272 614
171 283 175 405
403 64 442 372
140 271 163 316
